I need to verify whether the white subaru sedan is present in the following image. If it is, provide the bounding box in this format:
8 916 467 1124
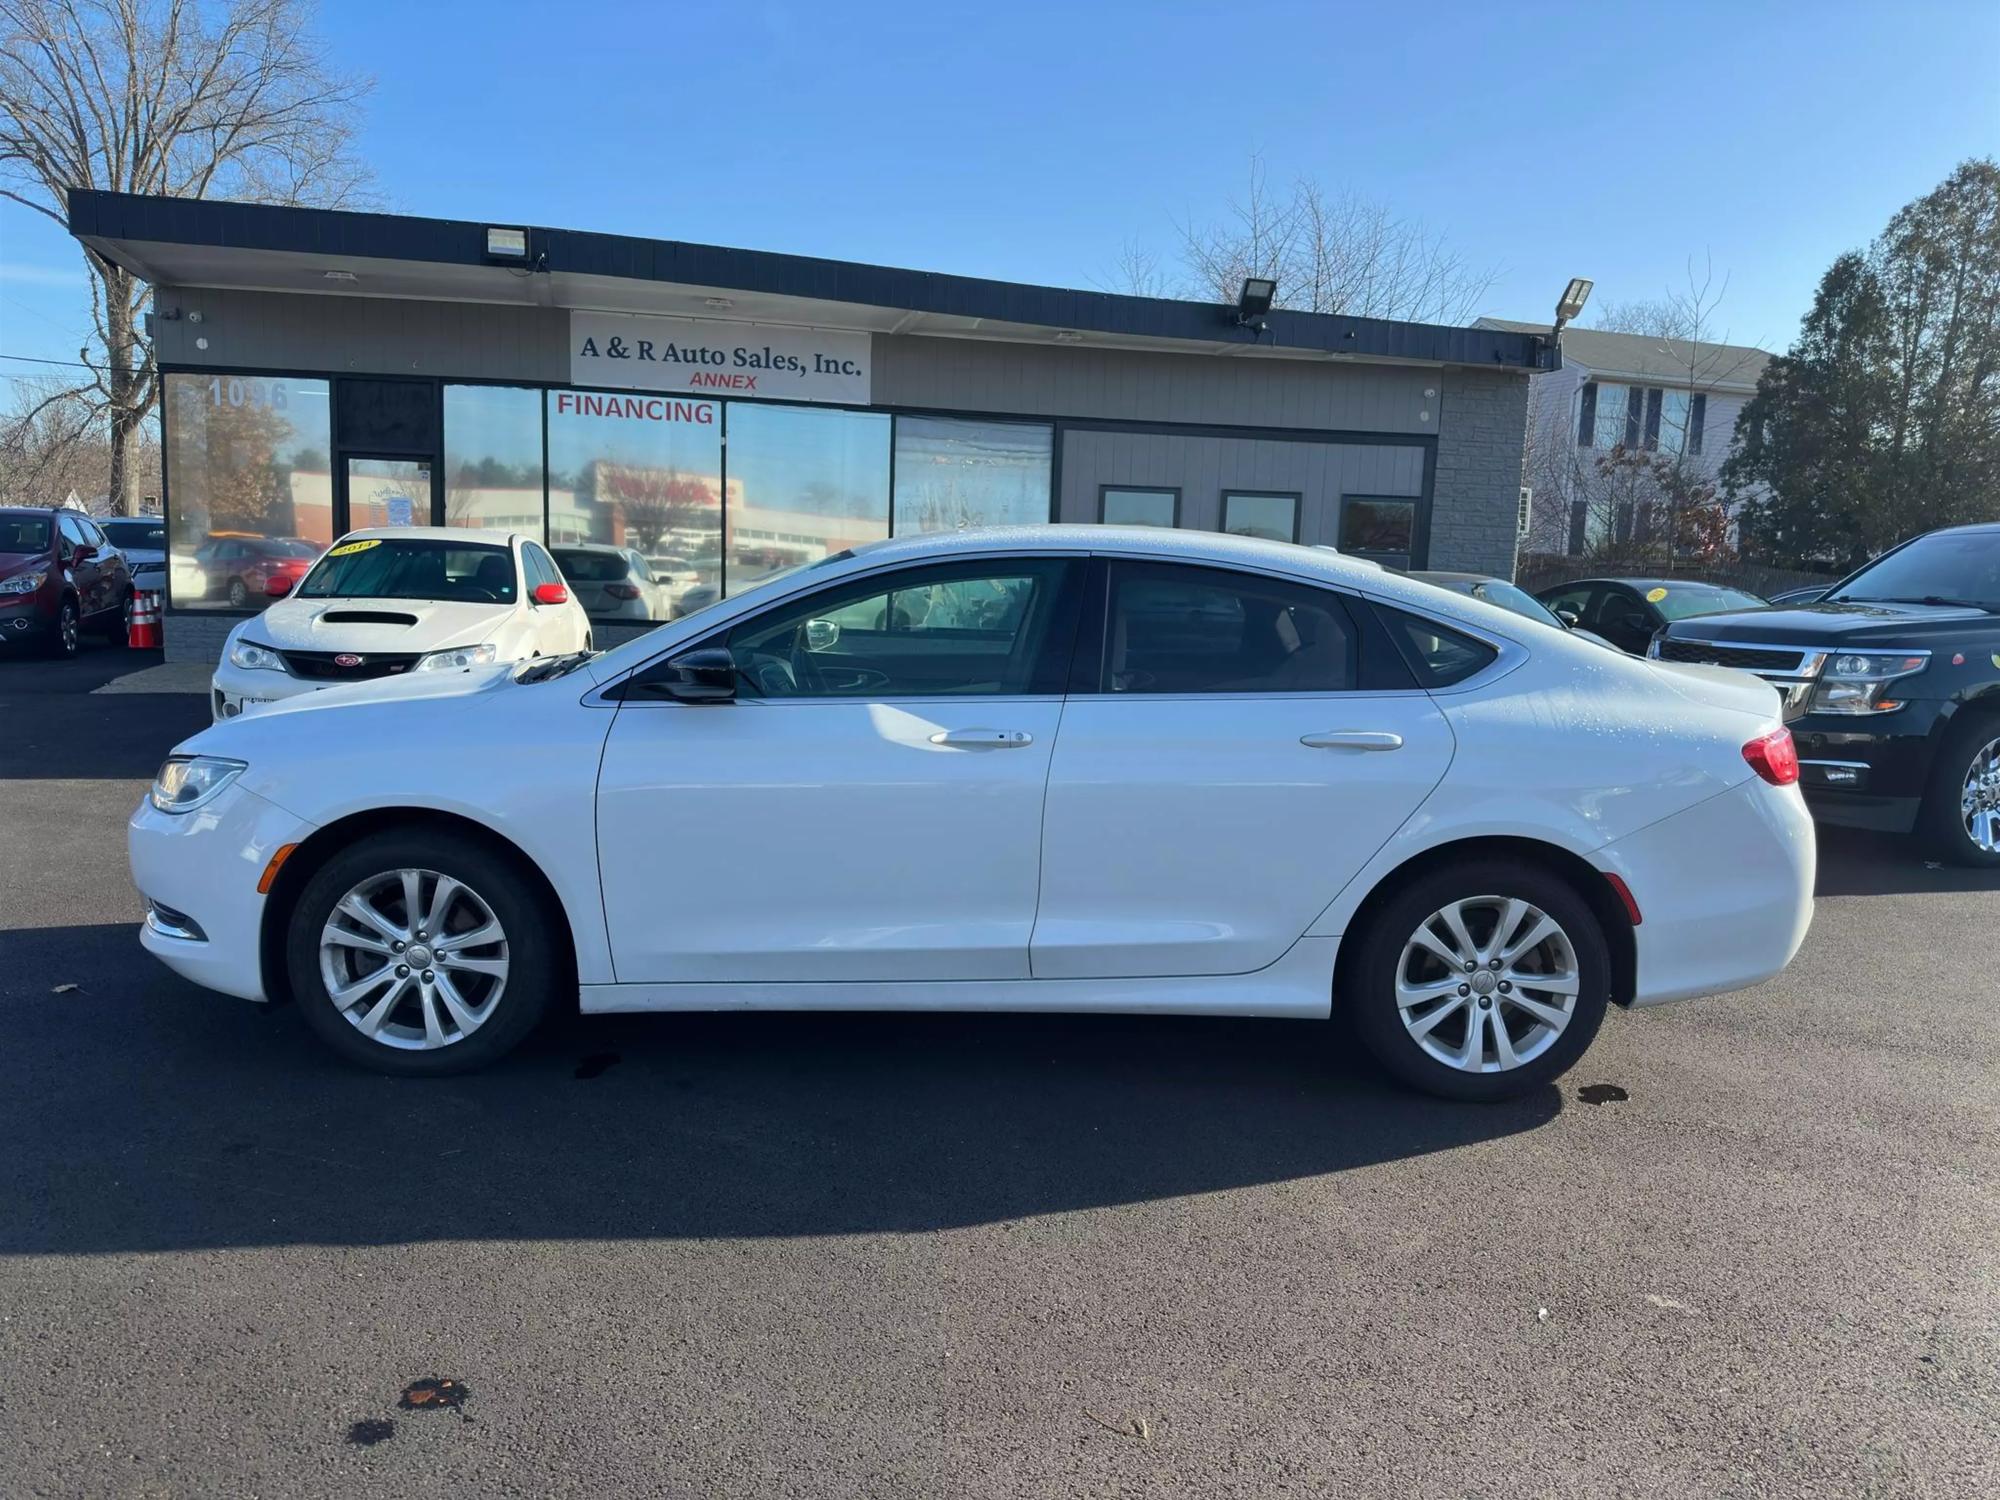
134 527 1814 1101
209 527 591 720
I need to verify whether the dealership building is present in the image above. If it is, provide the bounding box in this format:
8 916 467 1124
66 191 1551 661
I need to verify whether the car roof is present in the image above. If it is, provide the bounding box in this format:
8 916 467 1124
339 526 518 546
1409 570 1498 586
0 505 58 517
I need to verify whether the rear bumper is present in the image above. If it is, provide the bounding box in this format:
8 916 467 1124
1593 777 1816 1008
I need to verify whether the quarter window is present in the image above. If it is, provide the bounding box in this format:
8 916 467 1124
1376 604 1497 688
722 558 1079 699
1101 562 1355 694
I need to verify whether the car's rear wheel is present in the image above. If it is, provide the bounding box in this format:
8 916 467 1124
226 577 249 609
286 831 555 1074
1921 715 2000 868
1346 858 1611 1102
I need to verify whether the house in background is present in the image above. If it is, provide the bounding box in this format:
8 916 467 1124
1474 318 1769 558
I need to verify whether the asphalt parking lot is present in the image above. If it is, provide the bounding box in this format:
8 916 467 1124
1 647 1995 1499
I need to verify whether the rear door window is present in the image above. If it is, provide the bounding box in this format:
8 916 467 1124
1100 562 1357 694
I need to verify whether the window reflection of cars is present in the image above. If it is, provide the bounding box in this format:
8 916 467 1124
195 535 323 609
549 544 666 621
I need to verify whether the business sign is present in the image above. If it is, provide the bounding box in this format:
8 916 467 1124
569 312 870 405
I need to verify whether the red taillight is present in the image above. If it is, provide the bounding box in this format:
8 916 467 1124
604 582 641 601
1742 727 1799 786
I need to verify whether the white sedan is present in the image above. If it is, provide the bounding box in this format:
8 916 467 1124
133 527 1815 1100
210 527 591 720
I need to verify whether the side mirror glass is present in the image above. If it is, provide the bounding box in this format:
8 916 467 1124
71 543 97 566
532 581 569 606
1555 608 1581 628
656 646 736 703
804 618 840 652
267 575 294 598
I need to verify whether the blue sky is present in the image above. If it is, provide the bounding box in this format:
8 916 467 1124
3 0 1997 402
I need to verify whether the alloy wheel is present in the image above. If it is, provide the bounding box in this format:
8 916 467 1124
1964 735 2000 854
1396 894 1580 1073
318 868 510 1050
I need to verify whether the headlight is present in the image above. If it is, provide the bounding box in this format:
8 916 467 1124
149 755 247 814
0 569 47 595
227 638 285 672
1810 650 1929 715
414 642 499 672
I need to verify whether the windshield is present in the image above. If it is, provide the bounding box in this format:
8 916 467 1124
1650 584 1767 620
297 538 518 603
1463 579 1564 629
0 516 51 553
1828 530 2000 609
103 520 166 550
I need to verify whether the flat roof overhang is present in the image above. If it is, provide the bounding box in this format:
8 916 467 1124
69 189 1551 371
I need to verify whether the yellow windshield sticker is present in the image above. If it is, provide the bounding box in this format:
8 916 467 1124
326 538 381 558
1645 587 1669 603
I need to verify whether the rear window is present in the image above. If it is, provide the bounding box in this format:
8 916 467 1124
551 549 631 583
1650 584 1766 620
103 520 166 550
1378 605 1499 688
298 539 517 603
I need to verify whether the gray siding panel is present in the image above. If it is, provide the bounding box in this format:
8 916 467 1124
874 337 1436 434
1059 430 1425 542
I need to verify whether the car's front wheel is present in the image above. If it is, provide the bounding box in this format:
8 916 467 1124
1346 858 1611 1102
286 830 555 1074
47 596 80 658
1921 714 2000 868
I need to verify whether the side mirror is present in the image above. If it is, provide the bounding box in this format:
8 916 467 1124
804 618 840 652
532 582 569 606
267 575 294 597
70 543 97 566
1555 608 1581 629
656 646 736 703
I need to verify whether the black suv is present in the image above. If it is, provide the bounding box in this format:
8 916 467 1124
1652 522 2000 865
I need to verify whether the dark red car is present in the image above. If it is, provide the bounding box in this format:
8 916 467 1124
192 535 320 608
0 506 134 657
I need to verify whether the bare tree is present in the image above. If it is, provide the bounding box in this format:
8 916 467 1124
1113 158 1499 324
0 0 372 516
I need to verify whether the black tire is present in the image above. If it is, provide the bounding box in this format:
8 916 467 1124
285 829 557 1075
1344 857 1612 1103
1918 713 2000 869
105 589 135 641
46 596 80 658
226 577 249 609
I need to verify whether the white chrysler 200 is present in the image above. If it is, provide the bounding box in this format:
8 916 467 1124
132 528 1815 1101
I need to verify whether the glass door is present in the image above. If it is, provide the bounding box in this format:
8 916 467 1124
342 456 436 532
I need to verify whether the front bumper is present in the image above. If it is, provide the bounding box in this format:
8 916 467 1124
1593 776 1816 1008
129 782 317 1002
0 590 56 643
210 660 349 721
1789 701 1947 834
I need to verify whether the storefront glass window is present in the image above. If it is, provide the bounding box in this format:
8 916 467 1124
725 403 890 595
444 386 544 538
162 373 333 611
891 416 1052 534
1101 487 1178 527
546 390 722 620
1221 492 1300 543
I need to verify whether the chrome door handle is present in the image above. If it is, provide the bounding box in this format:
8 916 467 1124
1300 731 1404 751
928 728 1035 749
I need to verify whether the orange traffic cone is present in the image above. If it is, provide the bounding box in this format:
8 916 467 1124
127 590 161 649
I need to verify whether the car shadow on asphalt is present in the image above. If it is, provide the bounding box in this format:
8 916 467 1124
0 923 1562 1256
1813 826 1998 897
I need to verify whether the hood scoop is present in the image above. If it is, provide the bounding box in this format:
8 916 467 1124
318 609 420 627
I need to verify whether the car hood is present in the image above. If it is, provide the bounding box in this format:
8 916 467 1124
239 659 519 720
240 596 512 654
1660 599 1999 646
0 552 52 581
